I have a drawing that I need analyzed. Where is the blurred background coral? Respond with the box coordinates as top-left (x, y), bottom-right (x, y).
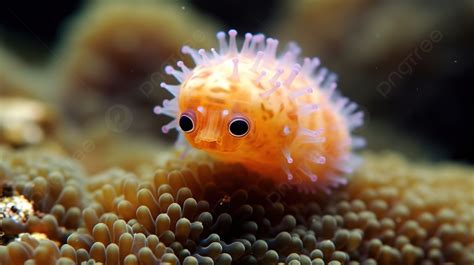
top-left (1, 0), bottom-right (473, 170)
top-left (1, 0), bottom-right (473, 173)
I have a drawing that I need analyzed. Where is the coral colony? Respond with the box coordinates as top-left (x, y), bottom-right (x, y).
top-left (0, 148), bottom-right (473, 264)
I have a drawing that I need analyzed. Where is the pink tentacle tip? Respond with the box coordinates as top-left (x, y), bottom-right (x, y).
top-left (181, 46), bottom-right (190, 53)
top-left (161, 125), bottom-right (170, 134)
top-left (162, 99), bottom-right (171, 107)
top-left (216, 31), bottom-right (226, 39)
top-left (153, 106), bottom-right (161, 115)
top-left (287, 173), bottom-right (293, 181)
top-left (165, 66), bottom-right (173, 74)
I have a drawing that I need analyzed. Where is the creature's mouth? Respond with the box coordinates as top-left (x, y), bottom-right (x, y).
top-left (195, 142), bottom-right (239, 154)
top-left (197, 141), bottom-right (219, 150)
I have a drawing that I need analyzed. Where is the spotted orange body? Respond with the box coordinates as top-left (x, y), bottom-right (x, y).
top-left (154, 30), bottom-right (364, 193)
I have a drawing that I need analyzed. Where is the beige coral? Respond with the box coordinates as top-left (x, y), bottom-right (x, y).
top-left (0, 148), bottom-right (472, 265)
top-left (0, 97), bottom-right (57, 147)
top-left (51, 0), bottom-right (219, 135)
top-left (0, 147), bottom-right (87, 245)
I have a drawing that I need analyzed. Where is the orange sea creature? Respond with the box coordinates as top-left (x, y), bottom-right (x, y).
top-left (154, 30), bottom-right (364, 192)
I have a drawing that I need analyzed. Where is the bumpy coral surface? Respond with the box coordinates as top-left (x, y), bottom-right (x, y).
top-left (0, 147), bottom-right (87, 247)
top-left (0, 147), bottom-right (472, 265)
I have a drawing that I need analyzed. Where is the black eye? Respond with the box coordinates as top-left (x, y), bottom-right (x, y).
top-left (229, 118), bottom-right (250, 137)
top-left (179, 113), bottom-right (195, 133)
